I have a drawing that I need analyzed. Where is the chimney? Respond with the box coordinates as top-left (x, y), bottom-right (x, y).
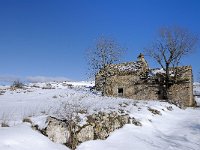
top-left (137, 53), bottom-right (149, 70)
top-left (137, 53), bottom-right (145, 61)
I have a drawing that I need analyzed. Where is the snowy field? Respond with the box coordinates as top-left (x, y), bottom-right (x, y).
top-left (0, 81), bottom-right (200, 150)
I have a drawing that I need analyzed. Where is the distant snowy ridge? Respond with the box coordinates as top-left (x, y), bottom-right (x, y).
top-left (26, 76), bottom-right (71, 83)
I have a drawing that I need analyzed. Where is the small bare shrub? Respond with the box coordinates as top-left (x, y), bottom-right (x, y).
top-left (11, 80), bottom-right (24, 89)
top-left (22, 117), bottom-right (32, 124)
top-left (0, 113), bottom-right (10, 127)
top-left (1, 122), bottom-right (9, 127)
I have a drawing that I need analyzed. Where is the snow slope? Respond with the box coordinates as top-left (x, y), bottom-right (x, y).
top-left (0, 124), bottom-right (69, 150)
top-left (0, 81), bottom-right (200, 150)
top-left (77, 107), bottom-right (200, 150)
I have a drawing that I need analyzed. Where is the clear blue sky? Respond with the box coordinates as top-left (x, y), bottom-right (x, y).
top-left (0, 0), bottom-right (200, 82)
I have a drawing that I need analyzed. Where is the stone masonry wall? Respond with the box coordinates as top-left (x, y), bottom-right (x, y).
top-left (168, 66), bottom-right (194, 107)
top-left (95, 65), bottom-right (194, 107)
top-left (35, 112), bottom-right (141, 149)
top-left (104, 74), bottom-right (160, 100)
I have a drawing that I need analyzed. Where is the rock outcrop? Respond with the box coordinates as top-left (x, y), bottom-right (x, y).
top-left (33, 112), bottom-right (141, 149)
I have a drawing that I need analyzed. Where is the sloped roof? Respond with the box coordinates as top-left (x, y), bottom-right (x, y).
top-left (109, 61), bottom-right (144, 72)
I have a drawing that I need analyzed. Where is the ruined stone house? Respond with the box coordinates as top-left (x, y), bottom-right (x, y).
top-left (95, 53), bottom-right (195, 107)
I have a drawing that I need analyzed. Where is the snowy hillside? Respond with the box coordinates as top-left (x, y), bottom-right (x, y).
top-left (0, 81), bottom-right (200, 150)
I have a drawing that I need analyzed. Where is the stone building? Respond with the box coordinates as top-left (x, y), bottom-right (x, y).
top-left (95, 53), bottom-right (195, 107)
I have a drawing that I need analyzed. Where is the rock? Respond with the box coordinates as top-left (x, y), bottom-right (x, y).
top-left (111, 118), bottom-right (121, 130)
top-left (120, 114), bottom-right (130, 125)
top-left (45, 117), bottom-right (70, 144)
top-left (77, 125), bottom-right (94, 143)
top-left (36, 112), bottom-right (142, 149)
top-left (94, 123), bottom-right (109, 139)
top-left (148, 108), bottom-right (162, 115)
top-left (166, 106), bottom-right (173, 111)
top-left (130, 117), bottom-right (142, 126)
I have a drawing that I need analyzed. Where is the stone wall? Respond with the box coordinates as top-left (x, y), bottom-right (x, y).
top-left (95, 65), bottom-right (194, 107)
top-left (95, 58), bottom-right (149, 92)
top-left (104, 74), bottom-right (161, 100)
top-left (168, 66), bottom-right (194, 107)
top-left (34, 112), bottom-right (141, 149)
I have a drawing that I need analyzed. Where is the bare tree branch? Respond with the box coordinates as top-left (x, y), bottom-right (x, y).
top-left (86, 36), bottom-right (125, 78)
top-left (145, 26), bottom-right (198, 99)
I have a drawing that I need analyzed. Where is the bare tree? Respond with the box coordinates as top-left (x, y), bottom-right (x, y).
top-left (86, 36), bottom-right (125, 95)
top-left (145, 26), bottom-right (198, 99)
top-left (87, 36), bottom-right (124, 77)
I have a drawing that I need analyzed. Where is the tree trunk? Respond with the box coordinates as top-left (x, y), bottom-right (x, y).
top-left (102, 66), bottom-right (107, 96)
top-left (164, 63), bottom-right (170, 100)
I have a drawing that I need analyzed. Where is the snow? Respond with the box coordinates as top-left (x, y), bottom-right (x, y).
top-left (0, 123), bottom-right (69, 150)
top-left (77, 108), bottom-right (200, 150)
top-left (0, 81), bottom-right (95, 125)
top-left (151, 68), bottom-right (166, 75)
top-left (0, 81), bottom-right (200, 150)
top-left (31, 115), bottom-right (48, 130)
top-left (106, 61), bottom-right (143, 72)
top-left (150, 68), bottom-right (175, 77)
top-left (113, 62), bottom-right (142, 72)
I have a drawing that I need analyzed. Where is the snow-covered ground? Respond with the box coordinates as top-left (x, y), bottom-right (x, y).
top-left (0, 124), bottom-right (70, 150)
top-left (0, 81), bottom-right (200, 150)
top-left (78, 107), bottom-right (200, 150)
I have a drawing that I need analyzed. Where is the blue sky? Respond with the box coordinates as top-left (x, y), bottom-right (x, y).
top-left (0, 0), bottom-right (200, 82)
